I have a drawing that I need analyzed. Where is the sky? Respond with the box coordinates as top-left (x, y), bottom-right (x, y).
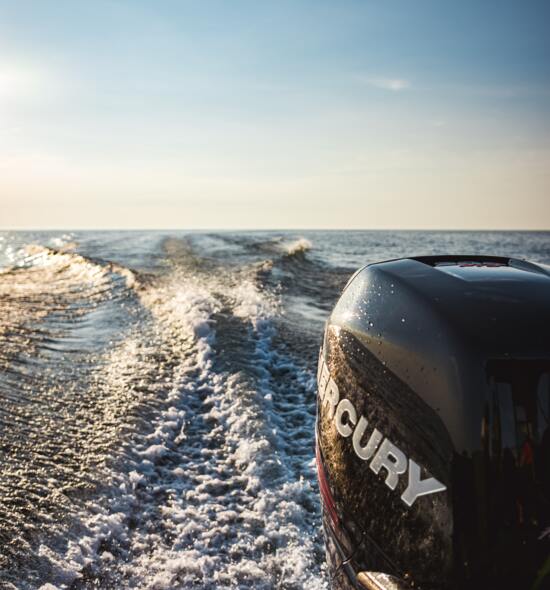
top-left (1, 0), bottom-right (549, 229)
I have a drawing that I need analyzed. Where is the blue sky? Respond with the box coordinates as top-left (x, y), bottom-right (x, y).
top-left (1, 1), bottom-right (549, 228)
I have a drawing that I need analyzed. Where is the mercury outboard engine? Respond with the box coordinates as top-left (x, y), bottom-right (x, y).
top-left (316, 255), bottom-right (550, 590)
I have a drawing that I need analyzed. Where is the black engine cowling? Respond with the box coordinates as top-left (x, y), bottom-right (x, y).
top-left (317, 256), bottom-right (550, 589)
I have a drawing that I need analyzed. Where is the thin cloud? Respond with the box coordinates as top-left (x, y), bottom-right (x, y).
top-left (367, 77), bottom-right (411, 91)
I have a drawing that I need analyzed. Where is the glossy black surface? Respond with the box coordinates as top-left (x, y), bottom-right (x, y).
top-left (318, 256), bottom-right (550, 589)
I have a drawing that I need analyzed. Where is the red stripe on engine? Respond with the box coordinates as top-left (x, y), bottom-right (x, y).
top-left (316, 440), bottom-right (339, 528)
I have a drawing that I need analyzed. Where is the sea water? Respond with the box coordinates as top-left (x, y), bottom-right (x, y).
top-left (0, 230), bottom-right (549, 589)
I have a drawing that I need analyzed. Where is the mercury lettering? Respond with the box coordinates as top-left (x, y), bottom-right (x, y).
top-left (317, 351), bottom-right (446, 507)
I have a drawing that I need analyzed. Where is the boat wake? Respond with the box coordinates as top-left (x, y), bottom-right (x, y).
top-left (0, 238), bottom-right (328, 589)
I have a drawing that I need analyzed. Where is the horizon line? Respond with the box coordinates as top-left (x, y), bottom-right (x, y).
top-left (1, 227), bottom-right (550, 233)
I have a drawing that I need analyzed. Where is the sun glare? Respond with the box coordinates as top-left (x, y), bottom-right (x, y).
top-left (0, 62), bottom-right (43, 101)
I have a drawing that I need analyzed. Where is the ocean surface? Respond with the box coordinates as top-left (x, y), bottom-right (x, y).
top-left (1, 230), bottom-right (549, 590)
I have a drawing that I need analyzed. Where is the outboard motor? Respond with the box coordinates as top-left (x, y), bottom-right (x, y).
top-left (316, 255), bottom-right (550, 590)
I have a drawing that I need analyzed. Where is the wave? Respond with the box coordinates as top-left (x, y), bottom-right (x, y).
top-left (38, 266), bottom-right (325, 589)
top-left (46, 267), bottom-right (325, 588)
top-left (0, 244), bottom-right (143, 588)
top-left (0, 239), bottom-right (326, 589)
top-left (281, 238), bottom-right (312, 257)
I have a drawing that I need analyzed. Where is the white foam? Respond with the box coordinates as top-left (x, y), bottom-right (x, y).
top-left (282, 238), bottom-right (312, 256)
top-left (38, 265), bottom-right (326, 589)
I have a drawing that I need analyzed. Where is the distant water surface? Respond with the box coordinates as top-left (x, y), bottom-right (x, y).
top-left (0, 230), bottom-right (549, 589)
